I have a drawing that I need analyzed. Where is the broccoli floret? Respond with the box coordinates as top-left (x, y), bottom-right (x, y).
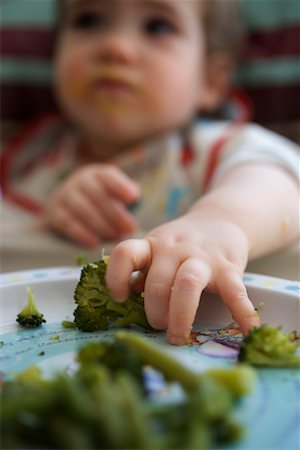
top-left (73, 259), bottom-right (151, 332)
top-left (16, 287), bottom-right (46, 328)
top-left (238, 324), bottom-right (300, 367)
top-left (76, 340), bottom-right (145, 390)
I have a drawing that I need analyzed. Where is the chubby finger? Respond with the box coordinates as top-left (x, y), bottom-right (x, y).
top-left (216, 269), bottom-right (260, 335)
top-left (167, 258), bottom-right (211, 345)
top-left (106, 239), bottom-right (151, 301)
top-left (143, 256), bottom-right (178, 330)
top-left (62, 191), bottom-right (122, 239)
top-left (50, 207), bottom-right (100, 247)
top-left (79, 176), bottom-right (138, 235)
top-left (99, 197), bottom-right (138, 235)
top-left (71, 190), bottom-right (137, 237)
top-left (93, 165), bottom-right (140, 205)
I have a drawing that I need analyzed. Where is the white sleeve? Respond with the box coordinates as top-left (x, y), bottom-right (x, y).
top-left (210, 124), bottom-right (300, 186)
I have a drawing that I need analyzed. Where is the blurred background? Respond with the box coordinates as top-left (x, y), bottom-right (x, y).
top-left (0, 0), bottom-right (299, 278)
top-left (1, 0), bottom-right (299, 144)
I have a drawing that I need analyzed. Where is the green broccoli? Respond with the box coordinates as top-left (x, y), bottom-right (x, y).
top-left (76, 340), bottom-right (145, 389)
top-left (238, 324), bottom-right (300, 367)
top-left (115, 331), bottom-right (256, 395)
top-left (61, 320), bottom-right (77, 329)
top-left (1, 332), bottom-right (255, 449)
top-left (73, 258), bottom-right (151, 332)
top-left (75, 253), bottom-right (88, 266)
top-left (16, 287), bottom-right (46, 328)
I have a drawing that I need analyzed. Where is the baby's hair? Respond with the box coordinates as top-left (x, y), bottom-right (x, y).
top-left (202, 0), bottom-right (244, 60)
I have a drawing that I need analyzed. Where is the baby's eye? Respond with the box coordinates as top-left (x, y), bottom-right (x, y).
top-left (72, 12), bottom-right (104, 31)
top-left (144, 17), bottom-right (176, 36)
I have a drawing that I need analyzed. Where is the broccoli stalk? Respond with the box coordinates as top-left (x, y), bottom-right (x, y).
top-left (73, 259), bottom-right (151, 332)
top-left (238, 324), bottom-right (300, 367)
top-left (16, 287), bottom-right (46, 328)
top-left (115, 331), bottom-right (256, 395)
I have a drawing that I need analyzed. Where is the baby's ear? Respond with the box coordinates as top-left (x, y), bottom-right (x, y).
top-left (200, 52), bottom-right (235, 112)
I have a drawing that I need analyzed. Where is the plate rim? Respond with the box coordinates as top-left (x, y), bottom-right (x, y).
top-left (0, 266), bottom-right (299, 298)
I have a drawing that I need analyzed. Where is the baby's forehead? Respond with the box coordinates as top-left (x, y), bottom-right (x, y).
top-left (63, 0), bottom-right (202, 12)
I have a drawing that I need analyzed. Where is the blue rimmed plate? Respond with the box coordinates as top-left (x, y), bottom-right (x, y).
top-left (0, 267), bottom-right (299, 449)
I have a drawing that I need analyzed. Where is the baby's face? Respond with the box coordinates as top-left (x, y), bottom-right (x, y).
top-left (55, 0), bottom-right (208, 148)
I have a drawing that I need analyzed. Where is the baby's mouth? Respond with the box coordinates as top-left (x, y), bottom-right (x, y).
top-left (91, 77), bottom-right (137, 95)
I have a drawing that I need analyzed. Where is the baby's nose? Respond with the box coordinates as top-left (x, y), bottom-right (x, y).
top-left (95, 31), bottom-right (139, 65)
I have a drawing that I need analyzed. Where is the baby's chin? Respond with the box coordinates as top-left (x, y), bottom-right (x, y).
top-left (63, 99), bottom-right (191, 150)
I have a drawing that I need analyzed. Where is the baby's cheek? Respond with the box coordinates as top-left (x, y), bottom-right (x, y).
top-left (67, 56), bottom-right (86, 80)
top-left (61, 59), bottom-right (88, 100)
top-left (146, 73), bottom-right (199, 125)
top-left (57, 51), bottom-right (86, 91)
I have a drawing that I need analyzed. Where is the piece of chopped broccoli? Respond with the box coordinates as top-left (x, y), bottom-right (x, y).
top-left (1, 332), bottom-right (255, 449)
top-left (61, 320), bottom-right (77, 329)
top-left (115, 331), bottom-right (256, 395)
top-left (73, 259), bottom-right (151, 332)
top-left (238, 324), bottom-right (300, 367)
top-left (75, 253), bottom-right (88, 266)
top-left (16, 287), bottom-right (46, 328)
top-left (76, 340), bottom-right (145, 390)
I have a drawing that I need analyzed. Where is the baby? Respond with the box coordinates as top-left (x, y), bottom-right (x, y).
top-left (2, 0), bottom-right (299, 344)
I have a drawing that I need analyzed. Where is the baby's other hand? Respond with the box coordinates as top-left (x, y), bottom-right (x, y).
top-left (43, 164), bottom-right (140, 247)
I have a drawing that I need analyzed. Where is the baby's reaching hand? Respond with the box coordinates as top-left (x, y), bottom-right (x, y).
top-left (43, 164), bottom-right (140, 247)
top-left (106, 210), bottom-right (260, 345)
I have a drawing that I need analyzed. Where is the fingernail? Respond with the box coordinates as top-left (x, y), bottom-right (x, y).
top-left (245, 316), bottom-right (260, 334)
top-left (167, 332), bottom-right (189, 346)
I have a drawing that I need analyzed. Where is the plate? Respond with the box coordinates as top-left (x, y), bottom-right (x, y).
top-left (1, 267), bottom-right (300, 449)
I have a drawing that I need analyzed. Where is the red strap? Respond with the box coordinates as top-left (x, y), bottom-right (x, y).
top-left (180, 143), bottom-right (195, 166)
top-left (0, 112), bottom-right (62, 214)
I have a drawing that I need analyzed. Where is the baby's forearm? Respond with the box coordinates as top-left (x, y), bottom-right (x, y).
top-left (190, 163), bottom-right (299, 260)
